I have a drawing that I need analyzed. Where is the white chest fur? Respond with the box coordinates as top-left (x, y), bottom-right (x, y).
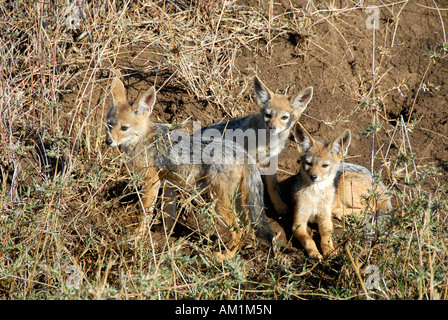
top-left (296, 179), bottom-right (335, 223)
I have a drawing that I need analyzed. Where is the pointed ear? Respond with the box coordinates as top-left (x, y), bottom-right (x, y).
top-left (290, 86), bottom-right (313, 112)
top-left (330, 129), bottom-right (351, 156)
top-left (293, 123), bottom-right (314, 153)
top-left (137, 86), bottom-right (156, 116)
top-left (111, 77), bottom-right (127, 105)
top-left (253, 76), bottom-right (272, 107)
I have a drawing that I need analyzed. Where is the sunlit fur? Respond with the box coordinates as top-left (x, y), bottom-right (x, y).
top-left (200, 76), bottom-right (313, 215)
top-left (105, 77), bottom-right (274, 261)
top-left (333, 162), bottom-right (393, 219)
top-left (291, 124), bottom-right (392, 260)
top-left (291, 124), bottom-right (350, 260)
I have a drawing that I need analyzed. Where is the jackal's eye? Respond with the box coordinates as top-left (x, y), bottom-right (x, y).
top-left (106, 123), bottom-right (113, 130)
top-left (304, 160), bottom-right (312, 166)
top-left (322, 164), bottom-right (329, 168)
top-left (281, 115), bottom-right (289, 120)
top-left (121, 125), bottom-right (129, 131)
top-left (264, 113), bottom-right (272, 119)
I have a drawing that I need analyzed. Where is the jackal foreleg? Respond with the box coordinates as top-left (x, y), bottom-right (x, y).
top-left (265, 173), bottom-right (288, 215)
top-left (137, 166), bottom-right (161, 238)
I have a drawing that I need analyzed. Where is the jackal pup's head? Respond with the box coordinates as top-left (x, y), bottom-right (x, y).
top-left (253, 76), bottom-right (313, 135)
top-left (293, 124), bottom-right (351, 185)
top-left (105, 77), bottom-right (156, 151)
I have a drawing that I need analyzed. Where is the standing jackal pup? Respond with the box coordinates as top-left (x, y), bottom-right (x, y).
top-left (105, 77), bottom-right (274, 260)
top-left (292, 124), bottom-right (392, 260)
top-left (201, 76), bottom-right (313, 215)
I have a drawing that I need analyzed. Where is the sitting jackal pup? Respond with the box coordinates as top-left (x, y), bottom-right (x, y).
top-left (105, 77), bottom-right (274, 260)
top-left (292, 124), bottom-right (392, 260)
top-left (201, 76), bottom-right (313, 215)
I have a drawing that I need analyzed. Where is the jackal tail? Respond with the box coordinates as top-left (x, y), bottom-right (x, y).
top-left (241, 164), bottom-right (275, 244)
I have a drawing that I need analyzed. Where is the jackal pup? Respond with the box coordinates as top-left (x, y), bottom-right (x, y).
top-left (200, 76), bottom-right (313, 215)
top-left (332, 163), bottom-right (393, 220)
top-left (105, 77), bottom-right (274, 260)
top-left (291, 124), bottom-right (392, 260)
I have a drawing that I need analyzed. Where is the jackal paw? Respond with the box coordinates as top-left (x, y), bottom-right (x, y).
top-left (322, 247), bottom-right (336, 259)
top-left (214, 250), bottom-right (236, 262)
top-left (136, 222), bottom-right (150, 239)
top-left (332, 211), bottom-right (344, 220)
top-left (308, 250), bottom-right (323, 261)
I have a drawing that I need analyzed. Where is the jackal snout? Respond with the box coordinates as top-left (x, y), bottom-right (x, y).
top-left (105, 129), bottom-right (114, 146)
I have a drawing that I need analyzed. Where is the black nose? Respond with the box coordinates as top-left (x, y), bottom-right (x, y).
top-left (310, 174), bottom-right (317, 181)
top-left (106, 138), bottom-right (112, 146)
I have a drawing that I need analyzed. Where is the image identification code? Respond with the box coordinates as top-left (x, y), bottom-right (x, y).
top-left (175, 304), bottom-right (272, 317)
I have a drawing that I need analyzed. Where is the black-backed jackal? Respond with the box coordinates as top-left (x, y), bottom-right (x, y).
top-left (105, 76), bottom-right (274, 260)
top-left (291, 124), bottom-right (392, 260)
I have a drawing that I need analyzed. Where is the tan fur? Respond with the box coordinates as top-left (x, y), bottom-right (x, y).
top-left (292, 124), bottom-right (351, 260)
top-left (105, 77), bottom-right (273, 261)
top-left (201, 76), bottom-right (314, 216)
top-left (333, 168), bottom-right (392, 219)
top-left (292, 124), bottom-right (392, 260)
top-left (254, 77), bottom-right (314, 215)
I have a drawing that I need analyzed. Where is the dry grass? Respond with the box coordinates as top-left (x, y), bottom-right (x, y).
top-left (1, 0), bottom-right (447, 300)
